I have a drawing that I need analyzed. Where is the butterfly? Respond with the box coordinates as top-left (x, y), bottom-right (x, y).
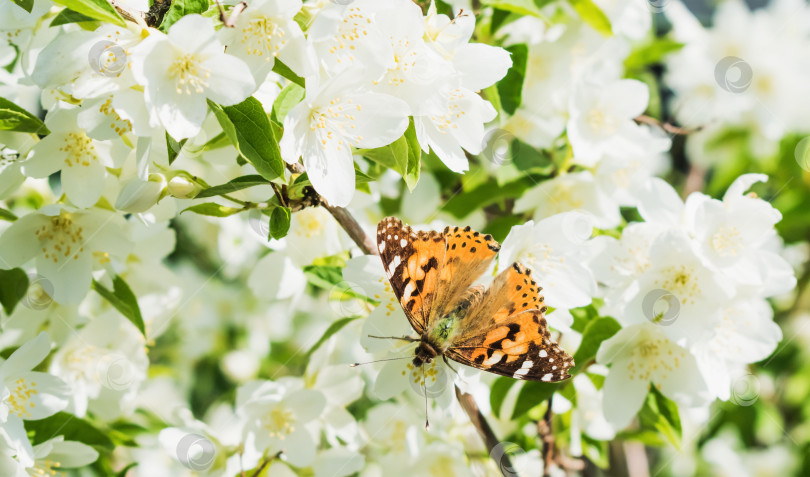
top-left (376, 217), bottom-right (574, 382)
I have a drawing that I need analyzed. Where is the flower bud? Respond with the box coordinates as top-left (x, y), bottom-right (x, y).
top-left (167, 175), bottom-right (202, 199)
top-left (115, 174), bottom-right (166, 213)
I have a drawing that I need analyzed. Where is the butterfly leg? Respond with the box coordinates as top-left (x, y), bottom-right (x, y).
top-left (442, 355), bottom-right (461, 377)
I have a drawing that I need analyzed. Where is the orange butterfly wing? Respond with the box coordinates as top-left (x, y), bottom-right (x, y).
top-left (376, 217), bottom-right (445, 334)
top-left (447, 263), bottom-right (574, 382)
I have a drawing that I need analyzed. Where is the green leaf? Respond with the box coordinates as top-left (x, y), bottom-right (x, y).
top-left (272, 59), bottom-right (305, 88)
top-left (490, 377), bottom-right (517, 418)
top-left (181, 202), bottom-right (242, 217)
top-left (27, 412), bottom-right (115, 451)
top-left (92, 276), bottom-right (145, 335)
top-left (303, 265), bottom-right (344, 290)
top-left (159, 0), bottom-right (208, 32)
top-left (571, 316), bottom-right (621, 373)
top-left (581, 434), bottom-right (609, 469)
top-left (50, 8), bottom-right (97, 25)
top-left (482, 0), bottom-right (544, 17)
top-left (166, 132), bottom-right (186, 165)
top-left (625, 37), bottom-right (685, 71)
top-left (51, 0), bottom-right (126, 27)
top-left (496, 44), bottom-right (528, 115)
top-left (569, 0), bottom-right (612, 36)
top-left (359, 121), bottom-right (420, 189)
top-left (434, 0), bottom-right (454, 16)
top-left (402, 119), bottom-right (421, 190)
top-left (195, 175), bottom-right (271, 198)
top-left (304, 316), bottom-right (361, 360)
top-left (271, 82), bottom-right (305, 123)
top-left (0, 268), bottom-right (28, 315)
top-left (0, 207), bottom-right (17, 222)
top-left (511, 381), bottom-right (560, 419)
top-left (10, 0), bottom-right (34, 13)
top-left (269, 206), bottom-right (291, 240)
top-left (0, 97), bottom-right (49, 134)
top-left (209, 97), bottom-right (285, 181)
top-left (115, 463), bottom-right (138, 477)
top-left (638, 385), bottom-right (682, 448)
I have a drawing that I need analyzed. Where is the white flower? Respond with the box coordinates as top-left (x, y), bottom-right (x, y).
top-left (0, 333), bottom-right (70, 468)
top-left (49, 312), bottom-right (149, 420)
top-left (28, 436), bottom-right (99, 474)
top-left (280, 71), bottom-right (409, 206)
top-left (0, 206), bottom-right (131, 304)
top-left (365, 0), bottom-right (454, 114)
top-left (607, 230), bottom-right (734, 345)
top-left (342, 255), bottom-right (412, 354)
top-left (498, 212), bottom-right (597, 311)
top-left (131, 15), bottom-right (255, 139)
top-left (689, 174), bottom-right (795, 295)
top-left (238, 378), bottom-right (326, 467)
top-left (220, 0), bottom-right (312, 83)
top-left (596, 323), bottom-right (711, 430)
top-left (514, 171), bottom-right (622, 229)
top-left (32, 24), bottom-right (142, 99)
top-left (247, 250), bottom-right (307, 301)
top-left (567, 79), bottom-right (650, 166)
top-left (308, 0), bottom-right (392, 78)
top-left (21, 108), bottom-right (126, 208)
top-left (413, 87), bottom-right (497, 172)
top-left (115, 174), bottom-right (167, 213)
top-left (691, 298), bottom-right (782, 401)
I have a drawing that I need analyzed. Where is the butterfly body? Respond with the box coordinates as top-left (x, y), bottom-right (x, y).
top-left (376, 217), bottom-right (575, 383)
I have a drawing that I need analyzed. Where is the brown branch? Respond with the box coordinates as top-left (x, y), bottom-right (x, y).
top-left (539, 397), bottom-right (554, 476)
top-left (455, 386), bottom-right (516, 477)
top-left (295, 161), bottom-right (514, 476)
top-left (634, 115), bottom-right (703, 136)
top-left (683, 164), bottom-right (707, 198)
top-left (323, 203), bottom-right (377, 255)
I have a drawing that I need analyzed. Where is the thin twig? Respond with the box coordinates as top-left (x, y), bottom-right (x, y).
top-left (634, 115), bottom-right (703, 136)
top-left (250, 451), bottom-right (281, 477)
top-left (683, 164), bottom-right (707, 198)
top-left (455, 386), bottom-right (516, 477)
top-left (539, 396), bottom-right (554, 477)
top-left (323, 203), bottom-right (377, 255)
top-left (298, 165), bottom-right (515, 476)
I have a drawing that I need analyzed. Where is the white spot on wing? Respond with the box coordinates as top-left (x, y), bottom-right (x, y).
top-left (542, 373), bottom-right (552, 382)
top-left (379, 241), bottom-right (385, 252)
top-left (539, 350), bottom-right (548, 358)
top-left (400, 238), bottom-right (407, 247)
top-left (513, 360), bottom-right (533, 377)
top-left (387, 255), bottom-right (401, 275)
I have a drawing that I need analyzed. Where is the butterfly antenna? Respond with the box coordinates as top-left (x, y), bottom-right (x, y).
top-left (349, 356), bottom-right (412, 367)
top-left (366, 335), bottom-right (419, 342)
top-left (423, 364), bottom-right (430, 430)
